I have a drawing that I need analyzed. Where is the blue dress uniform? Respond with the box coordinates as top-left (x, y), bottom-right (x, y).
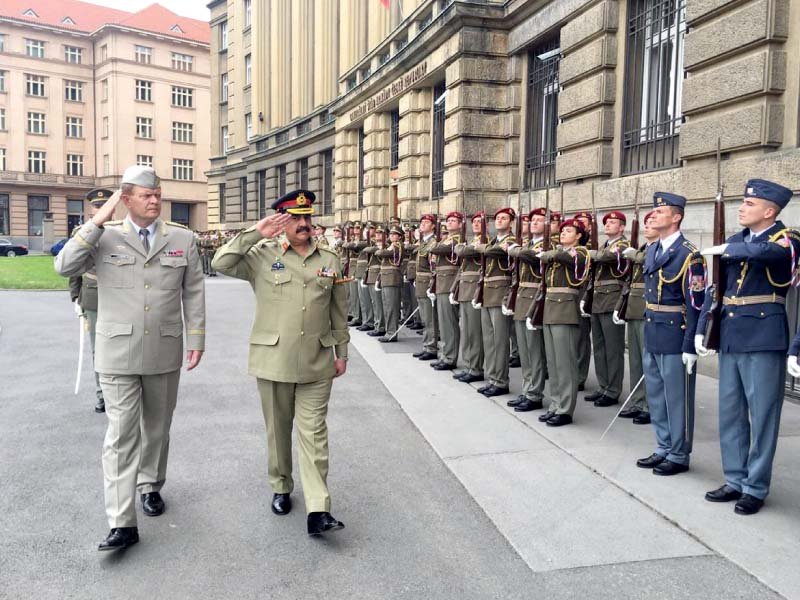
top-left (641, 193), bottom-right (706, 473)
top-left (698, 179), bottom-right (799, 506)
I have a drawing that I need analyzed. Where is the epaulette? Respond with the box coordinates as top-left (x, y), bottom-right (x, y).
top-left (105, 220), bottom-right (124, 226)
top-left (255, 238), bottom-right (277, 249)
top-left (318, 246), bottom-right (338, 257)
top-left (166, 221), bottom-right (189, 230)
top-left (682, 240), bottom-right (698, 252)
top-left (769, 228), bottom-right (800, 243)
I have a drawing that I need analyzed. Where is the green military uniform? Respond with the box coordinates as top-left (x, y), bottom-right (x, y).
top-left (430, 230), bottom-right (462, 367)
top-left (541, 244), bottom-right (591, 418)
top-left (617, 243), bottom-right (650, 415)
top-left (350, 234), bottom-right (374, 329)
top-left (475, 229), bottom-right (517, 391)
top-left (454, 234), bottom-right (484, 379)
top-left (56, 209), bottom-right (206, 529)
top-left (415, 232), bottom-right (439, 355)
top-left (364, 232), bottom-right (385, 335)
top-left (343, 226), bottom-right (362, 324)
top-left (376, 232), bottom-right (404, 339)
top-left (589, 234), bottom-right (630, 402)
top-left (404, 236), bottom-right (422, 327)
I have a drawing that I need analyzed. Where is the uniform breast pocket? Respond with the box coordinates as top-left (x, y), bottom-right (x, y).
top-left (312, 276), bottom-right (334, 303)
top-left (264, 270), bottom-right (292, 301)
top-left (101, 255), bottom-right (136, 288)
top-left (159, 256), bottom-right (187, 289)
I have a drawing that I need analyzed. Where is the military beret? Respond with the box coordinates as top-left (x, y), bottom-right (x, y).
top-left (122, 165), bottom-right (160, 188)
top-left (602, 210), bottom-right (626, 225)
top-left (86, 187), bottom-right (114, 206)
top-left (446, 211), bottom-right (464, 221)
top-left (272, 189), bottom-right (315, 215)
top-left (560, 218), bottom-right (586, 234)
top-left (494, 207), bottom-right (516, 219)
top-left (643, 210), bottom-right (656, 223)
top-left (522, 214), bottom-right (531, 222)
top-left (653, 192), bottom-right (686, 209)
top-left (420, 214), bottom-right (437, 225)
top-left (550, 211), bottom-right (562, 221)
top-left (574, 211), bottom-right (592, 220)
top-left (529, 208), bottom-right (546, 219)
top-left (470, 211), bottom-right (485, 222)
top-left (744, 178), bottom-right (793, 209)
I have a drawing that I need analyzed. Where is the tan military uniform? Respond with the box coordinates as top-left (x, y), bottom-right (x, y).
top-left (430, 233), bottom-right (462, 366)
top-left (342, 239), bottom-right (361, 323)
top-left (353, 240), bottom-right (374, 328)
top-left (55, 218), bottom-right (205, 528)
top-left (454, 238), bottom-right (484, 377)
top-left (364, 243), bottom-right (384, 333)
top-left (404, 241), bottom-right (420, 325)
top-left (616, 243), bottom-right (650, 413)
top-left (415, 235), bottom-right (438, 354)
top-left (376, 241), bottom-right (403, 337)
top-left (212, 228), bottom-right (349, 513)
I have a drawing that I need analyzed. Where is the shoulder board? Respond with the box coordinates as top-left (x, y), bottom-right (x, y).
top-left (105, 220), bottom-right (124, 226)
top-left (319, 246), bottom-right (338, 257)
top-left (166, 221), bottom-right (189, 230)
top-left (256, 238), bottom-right (277, 249)
top-left (682, 240), bottom-right (698, 251)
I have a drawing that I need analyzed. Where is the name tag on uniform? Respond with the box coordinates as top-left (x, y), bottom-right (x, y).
top-left (271, 260), bottom-right (285, 271)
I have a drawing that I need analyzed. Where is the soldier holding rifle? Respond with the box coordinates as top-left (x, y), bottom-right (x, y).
top-left (453, 212), bottom-right (486, 383)
top-left (429, 212), bottom-right (464, 370)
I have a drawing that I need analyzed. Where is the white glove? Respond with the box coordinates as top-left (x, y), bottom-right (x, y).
top-left (622, 247), bottom-right (638, 260)
top-left (74, 302), bottom-right (83, 316)
top-left (359, 280), bottom-right (366, 289)
top-left (682, 353), bottom-right (697, 375)
top-left (580, 300), bottom-right (590, 318)
top-left (525, 317), bottom-right (537, 331)
top-left (501, 304), bottom-right (514, 316)
top-left (427, 291), bottom-right (436, 304)
top-left (612, 310), bottom-right (625, 326)
top-left (472, 300), bottom-right (482, 310)
top-left (701, 244), bottom-right (728, 256)
top-left (448, 292), bottom-right (458, 306)
top-left (374, 282), bottom-right (380, 291)
top-left (694, 334), bottom-right (715, 357)
top-left (788, 355), bottom-right (800, 378)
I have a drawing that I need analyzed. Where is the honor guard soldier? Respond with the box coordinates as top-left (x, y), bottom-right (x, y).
top-left (698, 179), bottom-right (800, 514)
top-left (68, 187), bottom-right (114, 413)
top-left (56, 166), bottom-right (206, 550)
top-left (364, 225), bottom-right (386, 337)
top-left (375, 226), bottom-right (404, 342)
top-left (413, 215), bottom-right (439, 360)
top-left (474, 208), bottom-right (517, 397)
top-left (344, 222), bottom-right (363, 326)
top-left (429, 211), bottom-right (464, 370)
top-left (574, 211), bottom-right (594, 391)
top-left (636, 192), bottom-right (705, 476)
top-left (332, 225), bottom-right (344, 250)
top-left (453, 213), bottom-right (486, 383)
top-left (506, 208), bottom-right (547, 411)
top-left (616, 211), bottom-right (659, 425)
top-left (354, 223), bottom-right (376, 332)
top-left (403, 225), bottom-right (424, 330)
top-left (313, 224), bottom-right (329, 248)
top-left (536, 219), bottom-right (591, 425)
top-left (583, 211), bottom-right (630, 407)
top-left (212, 189), bottom-right (349, 536)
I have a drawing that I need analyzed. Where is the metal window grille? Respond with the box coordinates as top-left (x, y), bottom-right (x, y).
top-left (390, 109), bottom-right (400, 169)
top-left (525, 38), bottom-right (560, 190)
top-left (240, 176), bottom-right (248, 220)
top-left (621, 0), bottom-right (686, 175)
top-left (357, 128), bottom-right (365, 209)
top-left (257, 170), bottom-right (267, 218)
top-left (322, 150), bottom-right (334, 215)
top-left (431, 81), bottom-right (446, 200)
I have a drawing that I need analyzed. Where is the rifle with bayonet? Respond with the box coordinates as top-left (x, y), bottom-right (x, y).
top-left (527, 186), bottom-right (550, 328)
top-left (702, 138), bottom-right (725, 351)
top-left (580, 183), bottom-right (599, 316)
top-left (616, 179), bottom-right (640, 321)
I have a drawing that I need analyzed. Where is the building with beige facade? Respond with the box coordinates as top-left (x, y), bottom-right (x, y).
top-left (0, 0), bottom-right (211, 250)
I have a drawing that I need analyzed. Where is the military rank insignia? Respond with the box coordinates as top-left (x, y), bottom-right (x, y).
top-left (317, 267), bottom-right (336, 278)
top-left (271, 260), bottom-right (285, 271)
top-left (165, 249), bottom-right (185, 257)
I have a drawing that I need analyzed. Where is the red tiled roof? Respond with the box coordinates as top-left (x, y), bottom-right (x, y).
top-left (0, 0), bottom-right (209, 44)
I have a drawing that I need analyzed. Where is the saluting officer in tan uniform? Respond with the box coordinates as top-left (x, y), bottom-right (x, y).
top-left (69, 188), bottom-right (114, 413)
top-left (56, 166), bottom-right (205, 551)
top-left (430, 211), bottom-right (463, 370)
top-left (212, 189), bottom-right (349, 536)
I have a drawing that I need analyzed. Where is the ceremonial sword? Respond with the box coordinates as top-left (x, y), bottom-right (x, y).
top-left (599, 374), bottom-right (645, 440)
top-left (74, 304), bottom-right (86, 395)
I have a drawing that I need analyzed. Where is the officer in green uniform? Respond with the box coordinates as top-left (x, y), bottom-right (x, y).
top-left (453, 212), bottom-right (485, 383)
top-left (68, 188), bottom-right (114, 413)
top-left (353, 224), bottom-right (375, 331)
top-left (574, 211), bottom-right (593, 391)
top-left (430, 211), bottom-right (463, 370)
top-left (376, 226), bottom-right (404, 341)
top-left (345, 222), bottom-right (363, 326)
top-left (365, 226), bottom-right (386, 337)
top-left (212, 189), bottom-right (348, 536)
top-left (313, 224), bottom-right (329, 248)
top-left (413, 215), bottom-right (439, 360)
top-left (403, 225), bottom-right (423, 329)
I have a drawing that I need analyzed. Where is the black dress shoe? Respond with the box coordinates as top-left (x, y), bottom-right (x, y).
top-left (307, 512), bottom-right (345, 536)
top-left (633, 412), bottom-right (651, 425)
top-left (515, 399), bottom-right (543, 412)
top-left (459, 373), bottom-right (484, 384)
top-left (578, 383), bottom-right (585, 391)
top-left (408, 322), bottom-right (424, 330)
top-left (509, 357), bottom-right (521, 368)
top-left (482, 386), bottom-right (510, 397)
top-left (348, 320), bottom-right (362, 327)
top-left (507, 395), bottom-right (526, 407)
top-left (594, 395), bottom-right (619, 407)
top-left (367, 330), bottom-right (386, 337)
top-left (95, 398), bottom-right (106, 413)
top-left (356, 324), bottom-right (373, 331)
top-left (546, 414), bottom-right (573, 427)
top-left (271, 493), bottom-right (292, 515)
top-left (734, 494), bottom-right (764, 515)
top-left (453, 371), bottom-right (467, 379)
top-left (141, 492), bottom-right (165, 516)
top-left (433, 362), bottom-right (456, 371)
top-left (636, 453), bottom-right (665, 469)
top-left (538, 410), bottom-right (555, 422)
top-left (416, 330), bottom-right (424, 335)
top-left (412, 351), bottom-right (426, 358)
top-left (417, 352), bottom-right (437, 361)
top-left (653, 460), bottom-right (689, 476)
top-left (477, 384), bottom-right (492, 393)
top-left (379, 336), bottom-right (397, 343)
top-left (584, 390), bottom-right (603, 402)
top-left (705, 484), bottom-right (742, 503)
top-left (619, 407), bottom-right (641, 419)
top-left (98, 527), bottom-right (139, 551)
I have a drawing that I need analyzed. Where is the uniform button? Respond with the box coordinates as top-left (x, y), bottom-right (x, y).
top-left (740, 262), bottom-right (745, 266)
top-left (144, 263), bottom-right (149, 268)
top-left (302, 306), bottom-right (306, 311)
top-left (760, 312), bottom-right (765, 316)
top-left (144, 329), bottom-right (150, 335)
top-left (144, 306), bottom-right (150, 311)
top-left (300, 331), bottom-right (304, 335)
top-left (145, 284), bottom-right (150, 289)
top-left (729, 312), bottom-right (734, 317)
top-left (303, 284), bottom-right (307, 288)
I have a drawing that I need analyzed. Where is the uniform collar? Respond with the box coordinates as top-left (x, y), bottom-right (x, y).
top-left (659, 230), bottom-right (682, 252)
top-left (126, 217), bottom-right (157, 238)
top-left (280, 240), bottom-right (319, 257)
top-left (746, 222), bottom-right (779, 240)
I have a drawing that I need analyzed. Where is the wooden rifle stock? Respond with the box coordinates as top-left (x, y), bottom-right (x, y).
top-left (451, 214), bottom-right (468, 299)
top-left (473, 210), bottom-right (488, 305)
top-left (527, 187), bottom-right (551, 327)
top-left (505, 208), bottom-right (523, 313)
top-left (703, 139), bottom-right (725, 351)
top-left (581, 183), bottom-right (599, 314)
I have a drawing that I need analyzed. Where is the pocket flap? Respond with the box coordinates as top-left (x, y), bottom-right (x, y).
top-left (250, 331), bottom-right (280, 346)
top-left (267, 271), bottom-right (292, 285)
top-left (96, 321), bottom-right (133, 338)
top-left (159, 322), bottom-right (183, 337)
top-left (160, 256), bottom-right (188, 268)
top-left (319, 333), bottom-right (336, 347)
top-left (103, 255), bottom-right (136, 266)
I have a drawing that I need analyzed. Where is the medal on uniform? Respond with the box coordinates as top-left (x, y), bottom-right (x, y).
top-left (271, 260), bottom-right (285, 271)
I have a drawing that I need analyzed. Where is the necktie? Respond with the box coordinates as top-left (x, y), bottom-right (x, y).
top-left (654, 241), bottom-right (663, 261)
top-left (746, 233), bottom-right (754, 243)
top-left (140, 229), bottom-right (150, 253)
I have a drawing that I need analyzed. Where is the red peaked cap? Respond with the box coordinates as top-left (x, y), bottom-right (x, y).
top-left (493, 207), bottom-right (516, 219)
top-left (602, 210), bottom-right (626, 225)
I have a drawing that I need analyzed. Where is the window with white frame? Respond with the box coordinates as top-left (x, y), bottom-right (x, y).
top-left (220, 20), bottom-right (228, 49)
top-left (0, 70), bottom-right (5, 92)
top-left (245, 113), bottom-right (253, 140)
top-left (66, 153), bottom-right (84, 176)
top-left (103, 154), bottom-right (110, 175)
top-left (102, 116), bottom-right (109, 137)
top-left (27, 112), bottom-right (46, 134)
top-left (100, 44), bottom-right (107, 61)
top-left (26, 74), bottom-right (45, 96)
top-left (64, 45), bottom-right (82, 64)
top-left (0, 108), bottom-right (5, 130)
top-left (65, 116), bottom-right (83, 138)
top-left (171, 86), bottom-right (193, 108)
top-left (171, 52), bottom-right (193, 72)
top-left (220, 73), bottom-right (229, 102)
top-left (221, 126), bottom-right (229, 153)
top-left (172, 121), bottom-right (193, 143)
top-left (28, 150), bottom-right (46, 173)
top-left (244, 0), bottom-right (252, 28)
top-left (0, 34), bottom-right (5, 52)
top-left (136, 117), bottom-right (153, 139)
top-left (172, 159), bottom-right (194, 180)
top-left (135, 45), bottom-right (152, 64)
top-left (64, 80), bottom-right (83, 102)
top-left (26, 39), bottom-right (45, 58)
top-left (245, 53), bottom-right (252, 85)
top-left (135, 79), bottom-right (152, 102)
top-left (137, 154), bottom-right (153, 167)
top-left (0, 148), bottom-right (6, 171)
top-left (101, 78), bottom-right (108, 100)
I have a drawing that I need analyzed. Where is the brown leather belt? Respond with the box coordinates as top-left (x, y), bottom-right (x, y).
top-left (723, 294), bottom-right (785, 306)
top-left (646, 303), bottom-right (685, 313)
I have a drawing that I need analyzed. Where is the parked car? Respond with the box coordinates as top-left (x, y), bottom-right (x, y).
top-left (0, 239), bottom-right (29, 257)
top-left (50, 238), bottom-right (68, 256)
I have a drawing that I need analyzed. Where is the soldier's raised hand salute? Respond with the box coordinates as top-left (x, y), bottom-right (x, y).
top-left (255, 212), bottom-right (293, 238)
top-left (91, 189), bottom-right (123, 226)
